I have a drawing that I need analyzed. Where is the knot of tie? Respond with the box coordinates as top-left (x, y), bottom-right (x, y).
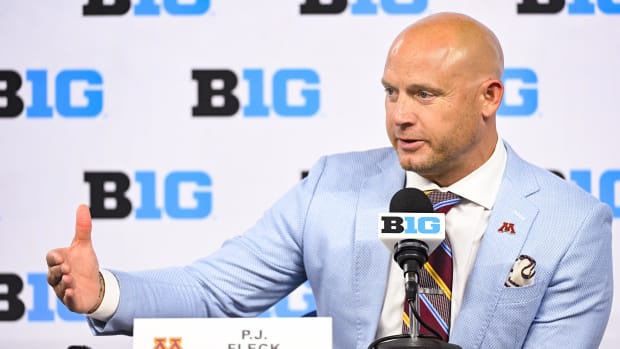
top-left (425, 190), bottom-right (461, 214)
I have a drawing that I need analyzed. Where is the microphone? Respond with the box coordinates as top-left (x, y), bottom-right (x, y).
top-left (369, 188), bottom-right (462, 349)
top-left (378, 188), bottom-right (445, 302)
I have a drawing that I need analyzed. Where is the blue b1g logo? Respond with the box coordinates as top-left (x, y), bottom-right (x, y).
top-left (83, 0), bottom-right (211, 16)
top-left (0, 273), bottom-right (83, 322)
top-left (192, 68), bottom-right (320, 118)
top-left (0, 69), bottom-right (103, 118)
top-left (260, 282), bottom-right (316, 318)
top-left (300, 0), bottom-right (428, 14)
top-left (84, 170), bottom-right (212, 219)
top-left (380, 215), bottom-right (442, 234)
top-left (517, 0), bottom-right (620, 14)
top-left (570, 169), bottom-right (620, 218)
top-left (498, 68), bottom-right (538, 117)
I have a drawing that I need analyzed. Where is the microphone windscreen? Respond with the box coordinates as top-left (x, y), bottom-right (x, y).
top-left (389, 188), bottom-right (434, 213)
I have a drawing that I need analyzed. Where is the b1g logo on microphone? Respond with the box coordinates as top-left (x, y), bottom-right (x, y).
top-left (379, 213), bottom-right (444, 234)
top-left (192, 68), bottom-right (320, 118)
top-left (379, 212), bottom-right (446, 255)
top-left (517, 0), bottom-right (620, 14)
top-left (0, 69), bottom-right (103, 119)
top-left (498, 68), bottom-right (538, 117)
top-left (84, 170), bottom-right (212, 219)
top-left (300, 0), bottom-right (428, 15)
top-left (83, 0), bottom-right (211, 16)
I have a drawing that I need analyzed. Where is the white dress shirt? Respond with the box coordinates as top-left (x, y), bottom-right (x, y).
top-left (375, 138), bottom-right (507, 338)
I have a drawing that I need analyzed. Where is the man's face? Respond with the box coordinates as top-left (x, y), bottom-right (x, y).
top-left (382, 37), bottom-right (489, 186)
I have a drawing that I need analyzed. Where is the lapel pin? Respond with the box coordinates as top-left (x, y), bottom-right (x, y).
top-left (498, 221), bottom-right (516, 234)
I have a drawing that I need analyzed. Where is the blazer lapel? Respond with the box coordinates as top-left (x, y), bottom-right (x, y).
top-left (352, 150), bottom-right (405, 348)
top-left (450, 144), bottom-right (541, 347)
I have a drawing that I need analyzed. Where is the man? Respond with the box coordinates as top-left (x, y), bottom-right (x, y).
top-left (47, 12), bottom-right (613, 348)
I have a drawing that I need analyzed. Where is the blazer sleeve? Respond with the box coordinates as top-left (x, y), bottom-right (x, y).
top-left (88, 156), bottom-right (329, 335)
top-left (522, 201), bottom-right (613, 348)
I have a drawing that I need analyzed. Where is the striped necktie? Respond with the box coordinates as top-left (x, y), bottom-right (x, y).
top-left (402, 190), bottom-right (461, 341)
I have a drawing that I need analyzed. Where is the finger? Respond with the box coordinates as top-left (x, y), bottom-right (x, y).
top-left (52, 274), bottom-right (72, 301)
top-left (61, 274), bottom-right (73, 290)
top-left (47, 265), bottom-right (64, 286)
top-left (63, 287), bottom-right (79, 311)
top-left (46, 249), bottom-right (64, 267)
top-left (61, 276), bottom-right (81, 312)
top-left (73, 204), bottom-right (92, 243)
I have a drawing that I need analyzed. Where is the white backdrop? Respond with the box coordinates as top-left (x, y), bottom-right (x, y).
top-left (1, 1), bottom-right (619, 348)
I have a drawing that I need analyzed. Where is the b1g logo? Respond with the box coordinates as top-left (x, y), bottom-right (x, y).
top-left (84, 171), bottom-right (212, 219)
top-left (569, 169), bottom-right (620, 218)
top-left (300, 0), bottom-right (428, 14)
top-left (517, 0), bottom-right (620, 14)
top-left (259, 282), bottom-right (316, 318)
top-left (83, 0), bottom-right (211, 16)
top-left (192, 69), bottom-right (320, 118)
top-left (0, 273), bottom-right (83, 322)
top-left (0, 69), bottom-right (103, 118)
top-left (498, 68), bottom-right (538, 117)
top-left (380, 215), bottom-right (442, 234)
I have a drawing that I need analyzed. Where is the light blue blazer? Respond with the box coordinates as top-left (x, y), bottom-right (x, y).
top-left (90, 142), bottom-right (613, 349)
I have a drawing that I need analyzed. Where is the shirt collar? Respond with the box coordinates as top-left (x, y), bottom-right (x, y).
top-left (405, 137), bottom-right (507, 210)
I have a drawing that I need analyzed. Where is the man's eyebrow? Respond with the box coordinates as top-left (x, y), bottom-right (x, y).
top-left (405, 83), bottom-right (443, 95)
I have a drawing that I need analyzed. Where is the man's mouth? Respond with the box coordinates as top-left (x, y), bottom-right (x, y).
top-left (397, 138), bottom-right (424, 151)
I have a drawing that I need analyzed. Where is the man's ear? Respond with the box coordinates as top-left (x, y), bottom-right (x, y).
top-left (481, 79), bottom-right (504, 118)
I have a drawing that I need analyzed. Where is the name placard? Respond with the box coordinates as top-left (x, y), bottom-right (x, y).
top-left (133, 317), bottom-right (332, 349)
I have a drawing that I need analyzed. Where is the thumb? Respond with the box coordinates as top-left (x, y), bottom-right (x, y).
top-left (73, 204), bottom-right (92, 243)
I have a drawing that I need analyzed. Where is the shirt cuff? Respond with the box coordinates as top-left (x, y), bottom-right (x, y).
top-left (87, 269), bottom-right (120, 322)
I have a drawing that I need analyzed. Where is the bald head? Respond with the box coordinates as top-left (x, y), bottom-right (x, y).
top-left (388, 12), bottom-right (504, 81)
top-left (382, 13), bottom-right (505, 186)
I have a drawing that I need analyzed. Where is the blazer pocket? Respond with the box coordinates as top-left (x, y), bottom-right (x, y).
top-left (480, 283), bottom-right (545, 349)
top-left (497, 279), bottom-right (544, 305)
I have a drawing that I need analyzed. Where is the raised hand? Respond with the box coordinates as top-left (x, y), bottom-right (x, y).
top-left (46, 204), bottom-right (102, 314)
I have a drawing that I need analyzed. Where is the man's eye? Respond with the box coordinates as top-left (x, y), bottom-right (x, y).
top-left (418, 91), bottom-right (431, 99)
top-left (385, 87), bottom-right (395, 95)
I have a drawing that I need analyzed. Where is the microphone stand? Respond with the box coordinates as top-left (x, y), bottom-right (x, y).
top-left (368, 240), bottom-right (462, 349)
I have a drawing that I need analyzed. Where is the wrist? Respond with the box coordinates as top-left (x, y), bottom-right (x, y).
top-left (87, 271), bottom-right (105, 314)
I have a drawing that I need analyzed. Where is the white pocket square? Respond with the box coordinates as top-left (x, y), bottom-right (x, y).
top-left (505, 255), bottom-right (536, 287)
